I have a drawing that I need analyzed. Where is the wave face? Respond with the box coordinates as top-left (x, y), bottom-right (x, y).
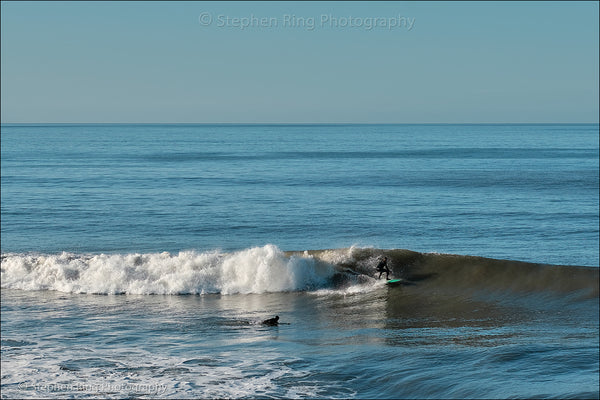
top-left (2, 245), bottom-right (598, 297)
top-left (292, 247), bottom-right (599, 298)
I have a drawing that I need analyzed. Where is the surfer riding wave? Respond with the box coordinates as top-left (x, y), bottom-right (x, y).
top-left (376, 256), bottom-right (390, 280)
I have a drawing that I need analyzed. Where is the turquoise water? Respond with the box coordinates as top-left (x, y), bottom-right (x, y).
top-left (1, 123), bottom-right (598, 398)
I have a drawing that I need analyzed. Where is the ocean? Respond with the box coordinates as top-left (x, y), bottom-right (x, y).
top-left (1, 123), bottom-right (598, 399)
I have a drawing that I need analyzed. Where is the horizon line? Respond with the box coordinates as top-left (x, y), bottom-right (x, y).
top-left (2, 122), bottom-right (599, 126)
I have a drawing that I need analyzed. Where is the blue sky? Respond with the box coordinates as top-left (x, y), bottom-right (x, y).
top-left (1, 1), bottom-right (598, 123)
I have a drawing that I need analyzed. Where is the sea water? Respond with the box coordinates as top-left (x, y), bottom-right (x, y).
top-left (1, 124), bottom-right (599, 398)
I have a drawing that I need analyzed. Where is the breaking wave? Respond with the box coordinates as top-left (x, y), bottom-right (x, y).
top-left (1, 245), bottom-right (598, 298)
top-left (0, 245), bottom-right (333, 295)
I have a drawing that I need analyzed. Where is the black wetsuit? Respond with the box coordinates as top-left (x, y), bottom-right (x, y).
top-left (262, 316), bottom-right (279, 326)
top-left (376, 259), bottom-right (390, 279)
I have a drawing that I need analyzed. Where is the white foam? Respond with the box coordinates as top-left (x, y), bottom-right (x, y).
top-left (0, 245), bottom-right (335, 295)
top-left (311, 276), bottom-right (385, 297)
top-left (306, 246), bottom-right (360, 265)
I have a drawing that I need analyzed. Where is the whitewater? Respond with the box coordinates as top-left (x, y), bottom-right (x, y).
top-left (1, 245), bottom-right (337, 295)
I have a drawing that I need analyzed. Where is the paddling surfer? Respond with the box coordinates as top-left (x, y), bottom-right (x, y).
top-left (376, 256), bottom-right (390, 280)
top-left (262, 316), bottom-right (279, 326)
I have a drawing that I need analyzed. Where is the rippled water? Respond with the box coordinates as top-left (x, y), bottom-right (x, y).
top-left (1, 123), bottom-right (598, 265)
top-left (2, 276), bottom-right (598, 399)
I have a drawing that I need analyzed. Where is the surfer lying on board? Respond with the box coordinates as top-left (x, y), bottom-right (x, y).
top-left (376, 257), bottom-right (390, 280)
top-left (262, 316), bottom-right (279, 326)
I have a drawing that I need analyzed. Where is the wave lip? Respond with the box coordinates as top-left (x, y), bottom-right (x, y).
top-left (0, 245), bottom-right (334, 295)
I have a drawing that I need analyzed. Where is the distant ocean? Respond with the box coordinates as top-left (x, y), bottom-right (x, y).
top-left (1, 123), bottom-right (598, 399)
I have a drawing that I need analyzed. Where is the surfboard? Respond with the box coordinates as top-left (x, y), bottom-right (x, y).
top-left (386, 279), bottom-right (404, 285)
